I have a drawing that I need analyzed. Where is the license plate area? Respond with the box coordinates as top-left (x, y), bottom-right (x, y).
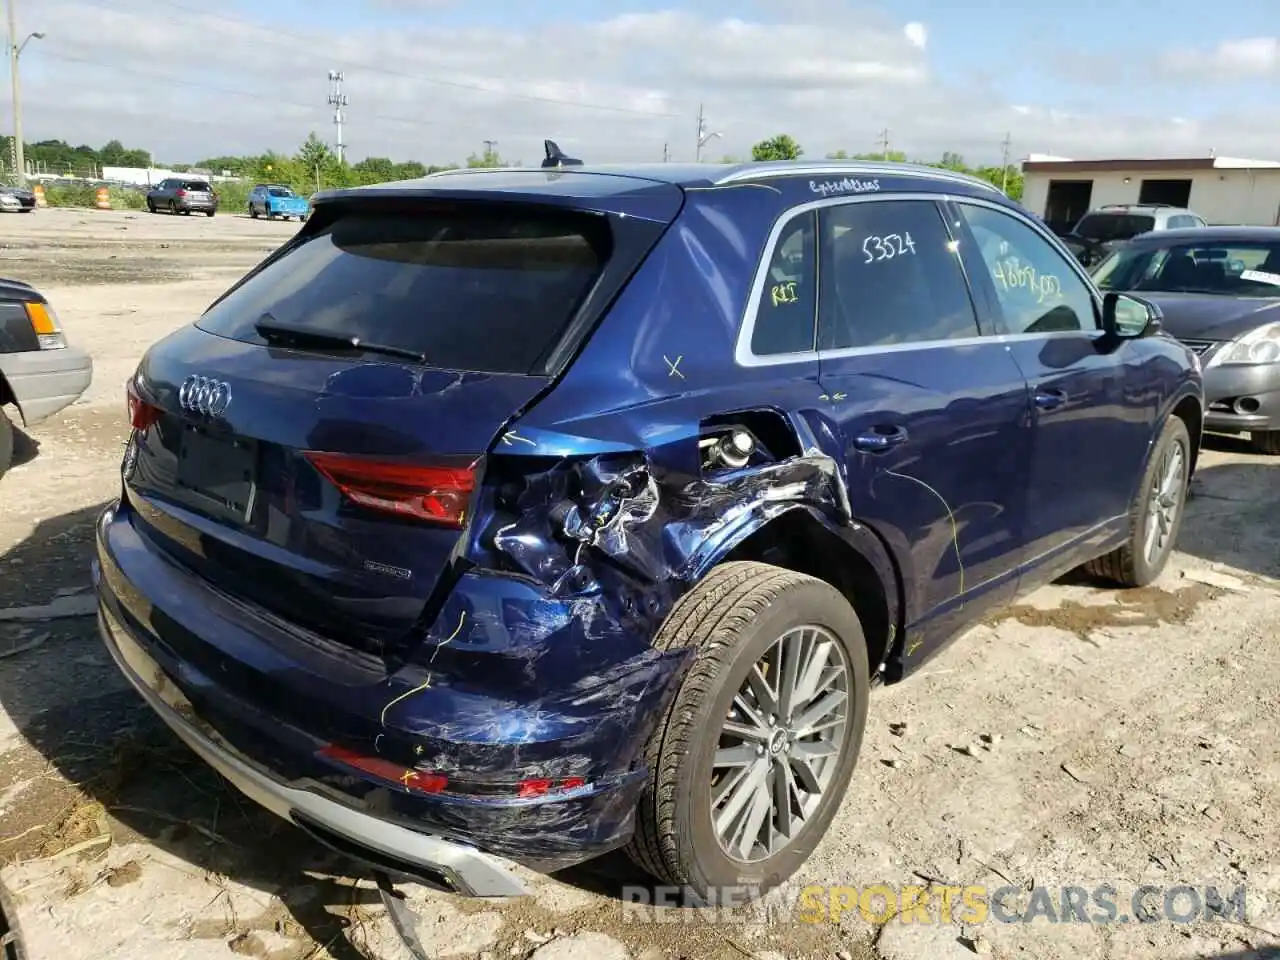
top-left (175, 425), bottom-right (258, 524)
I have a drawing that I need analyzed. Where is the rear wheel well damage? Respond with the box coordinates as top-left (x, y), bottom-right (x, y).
top-left (723, 511), bottom-right (897, 674)
top-left (1171, 393), bottom-right (1202, 478)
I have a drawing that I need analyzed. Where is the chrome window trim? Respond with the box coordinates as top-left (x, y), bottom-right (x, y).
top-left (734, 192), bottom-right (1106, 369)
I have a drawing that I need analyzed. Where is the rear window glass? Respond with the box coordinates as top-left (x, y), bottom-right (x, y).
top-left (268, 187), bottom-right (293, 197)
top-left (1074, 213), bottom-right (1155, 242)
top-left (195, 206), bottom-right (611, 375)
top-left (184, 181), bottom-right (211, 191)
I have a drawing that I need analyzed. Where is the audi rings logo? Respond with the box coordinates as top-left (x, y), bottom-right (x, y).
top-left (178, 375), bottom-right (232, 417)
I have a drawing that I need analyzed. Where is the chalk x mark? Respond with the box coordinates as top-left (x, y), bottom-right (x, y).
top-left (501, 430), bottom-right (537, 447)
top-left (379, 611), bottom-right (467, 728)
top-left (885, 469), bottom-right (964, 603)
top-left (664, 355), bottom-right (685, 379)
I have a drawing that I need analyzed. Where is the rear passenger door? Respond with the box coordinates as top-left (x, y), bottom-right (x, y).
top-left (948, 199), bottom-right (1151, 577)
top-left (812, 195), bottom-right (1032, 649)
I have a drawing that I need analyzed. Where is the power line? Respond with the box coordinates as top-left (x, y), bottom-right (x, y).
top-left (75, 0), bottom-right (680, 120)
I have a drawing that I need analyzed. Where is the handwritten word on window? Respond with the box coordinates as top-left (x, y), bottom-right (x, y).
top-left (771, 280), bottom-right (800, 305)
top-left (809, 177), bottom-right (880, 198)
top-left (992, 257), bottom-right (1062, 304)
top-left (1241, 269), bottom-right (1280, 287)
top-left (862, 232), bottom-right (916, 263)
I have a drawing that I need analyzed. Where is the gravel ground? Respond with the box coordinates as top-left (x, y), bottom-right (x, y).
top-left (0, 207), bottom-right (1277, 960)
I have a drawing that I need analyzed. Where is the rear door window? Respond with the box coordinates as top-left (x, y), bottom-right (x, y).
top-left (196, 205), bottom-right (611, 375)
top-left (1074, 213), bottom-right (1156, 242)
top-left (817, 199), bottom-right (980, 349)
top-left (750, 213), bottom-right (817, 356)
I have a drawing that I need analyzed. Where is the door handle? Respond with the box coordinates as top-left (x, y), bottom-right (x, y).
top-left (1034, 389), bottom-right (1067, 411)
top-left (853, 426), bottom-right (908, 452)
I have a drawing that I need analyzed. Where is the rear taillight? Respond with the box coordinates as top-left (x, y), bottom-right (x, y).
top-left (126, 379), bottom-right (161, 431)
top-left (304, 452), bottom-right (476, 527)
top-left (176, 189), bottom-right (187, 197)
top-left (25, 301), bottom-right (66, 350)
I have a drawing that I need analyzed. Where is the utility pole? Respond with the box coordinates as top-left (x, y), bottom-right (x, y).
top-left (662, 142), bottom-right (669, 162)
top-left (483, 139), bottom-right (497, 162)
top-left (876, 128), bottom-right (890, 161)
top-left (7, 1), bottom-right (42, 186)
top-left (1000, 132), bottom-right (1012, 194)
top-left (327, 70), bottom-right (347, 164)
top-left (695, 104), bottom-right (720, 162)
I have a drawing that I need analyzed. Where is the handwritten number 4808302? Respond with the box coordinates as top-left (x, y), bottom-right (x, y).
top-left (862, 232), bottom-right (916, 263)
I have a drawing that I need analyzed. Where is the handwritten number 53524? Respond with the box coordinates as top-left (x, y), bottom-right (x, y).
top-left (862, 232), bottom-right (917, 263)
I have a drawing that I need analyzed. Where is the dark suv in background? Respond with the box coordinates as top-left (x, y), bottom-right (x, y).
top-left (147, 179), bottom-right (218, 217)
top-left (1062, 204), bottom-right (1207, 267)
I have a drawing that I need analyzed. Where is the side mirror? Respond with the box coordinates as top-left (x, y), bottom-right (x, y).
top-left (1102, 292), bottom-right (1161, 339)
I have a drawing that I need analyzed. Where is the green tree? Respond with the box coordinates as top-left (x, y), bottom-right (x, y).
top-left (751, 134), bottom-right (803, 162)
top-left (466, 146), bottom-right (506, 168)
top-left (296, 133), bottom-right (334, 173)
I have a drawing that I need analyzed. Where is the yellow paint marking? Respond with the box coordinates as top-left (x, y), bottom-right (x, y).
top-left (379, 611), bottom-right (467, 728)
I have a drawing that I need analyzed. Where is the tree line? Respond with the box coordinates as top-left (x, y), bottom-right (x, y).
top-left (3, 131), bottom-right (1022, 202)
top-left (745, 134), bottom-right (1023, 201)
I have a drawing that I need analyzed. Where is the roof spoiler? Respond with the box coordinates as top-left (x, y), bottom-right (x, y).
top-left (541, 139), bottom-right (583, 169)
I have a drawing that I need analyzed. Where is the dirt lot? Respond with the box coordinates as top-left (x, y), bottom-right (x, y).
top-left (0, 207), bottom-right (1277, 960)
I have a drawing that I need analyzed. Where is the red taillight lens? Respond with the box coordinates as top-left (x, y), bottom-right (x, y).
top-left (126, 379), bottom-right (161, 431)
top-left (176, 189), bottom-right (187, 197)
top-left (304, 452), bottom-right (476, 526)
top-left (517, 777), bottom-right (588, 798)
top-left (318, 744), bottom-right (448, 795)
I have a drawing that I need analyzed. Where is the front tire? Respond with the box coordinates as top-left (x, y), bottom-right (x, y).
top-left (1085, 415), bottom-right (1191, 587)
top-left (1250, 430), bottom-right (1280, 455)
top-left (626, 561), bottom-right (870, 902)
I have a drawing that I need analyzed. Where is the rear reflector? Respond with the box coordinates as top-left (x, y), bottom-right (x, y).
top-left (318, 744), bottom-right (448, 795)
top-left (304, 452), bottom-right (476, 527)
top-left (126, 379), bottom-right (161, 431)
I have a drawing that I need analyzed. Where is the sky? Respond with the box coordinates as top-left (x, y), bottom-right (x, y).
top-left (9, 0), bottom-right (1280, 169)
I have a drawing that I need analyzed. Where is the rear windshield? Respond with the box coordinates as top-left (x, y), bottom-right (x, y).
top-left (268, 187), bottom-right (294, 197)
top-left (1074, 213), bottom-right (1155, 242)
top-left (195, 205), bottom-right (611, 375)
top-left (184, 181), bottom-right (211, 191)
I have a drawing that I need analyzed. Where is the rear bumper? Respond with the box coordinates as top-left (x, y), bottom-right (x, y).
top-left (1202, 361), bottom-right (1280, 433)
top-left (0, 345), bottom-right (93, 424)
top-left (93, 498), bottom-right (687, 883)
top-left (96, 599), bottom-right (529, 897)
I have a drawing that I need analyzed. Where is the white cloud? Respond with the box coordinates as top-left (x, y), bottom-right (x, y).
top-left (1158, 36), bottom-right (1279, 79)
top-left (14, 1), bottom-right (1280, 169)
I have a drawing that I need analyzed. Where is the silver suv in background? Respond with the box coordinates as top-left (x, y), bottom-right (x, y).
top-left (1063, 204), bottom-right (1207, 267)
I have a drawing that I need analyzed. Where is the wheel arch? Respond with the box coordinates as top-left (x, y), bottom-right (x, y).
top-left (0, 369), bottom-right (23, 424)
top-left (712, 506), bottom-right (904, 678)
top-left (1168, 389), bottom-right (1203, 479)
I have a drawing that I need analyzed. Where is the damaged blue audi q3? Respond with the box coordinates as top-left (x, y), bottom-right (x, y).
top-left (94, 155), bottom-right (1204, 912)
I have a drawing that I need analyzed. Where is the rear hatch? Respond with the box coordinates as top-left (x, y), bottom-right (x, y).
top-left (122, 183), bottom-right (679, 658)
top-left (181, 181), bottom-right (214, 205)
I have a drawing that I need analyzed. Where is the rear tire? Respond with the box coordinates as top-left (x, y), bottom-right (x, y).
top-left (0, 406), bottom-right (15, 481)
top-left (205, 210), bottom-right (215, 217)
top-left (1084, 416), bottom-right (1191, 587)
top-left (168, 200), bottom-right (178, 215)
top-left (249, 204), bottom-right (258, 219)
top-left (1250, 430), bottom-right (1280, 455)
top-left (626, 561), bottom-right (870, 902)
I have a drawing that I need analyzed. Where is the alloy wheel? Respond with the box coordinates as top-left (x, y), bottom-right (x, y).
top-left (710, 625), bottom-right (851, 862)
top-left (1144, 441), bottom-right (1185, 565)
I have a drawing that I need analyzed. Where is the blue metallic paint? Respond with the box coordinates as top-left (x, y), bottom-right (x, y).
top-left (95, 162), bottom-right (1202, 881)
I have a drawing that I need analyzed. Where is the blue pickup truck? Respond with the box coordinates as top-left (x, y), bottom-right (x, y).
top-left (247, 184), bottom-right (309, 221)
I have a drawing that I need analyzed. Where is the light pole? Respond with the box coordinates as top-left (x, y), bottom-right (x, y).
top-left (6, 0), bottom-right (42, 187)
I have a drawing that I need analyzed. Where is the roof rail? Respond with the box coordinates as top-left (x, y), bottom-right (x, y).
top-left (1100, 202), bottom-right (1181, 210)
top-left (715, 160), bottom-right (1004, 195)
